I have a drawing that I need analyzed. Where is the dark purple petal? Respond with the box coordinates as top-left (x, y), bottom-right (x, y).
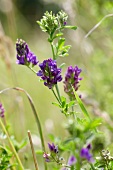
top-left (48, 143), bottom-right (54, 152)
top-left (87, 144), bottom-right (92, 150)
top-left (48, 143), bottom-right (59, 154)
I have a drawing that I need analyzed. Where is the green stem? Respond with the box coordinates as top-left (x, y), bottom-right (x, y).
top-left (0, 118), bottom-right (24, 170)
top-left (55, 84), bottom-right (62, 104)
top-left (50, 42), bottom-right (56, 60)
top-left (13, 88), bottom-right (48, 170)
top-left (27, 65), bottom-right (37, 74)
top-left (70, 96), bottom-right (76, 119)
top-left (0, 87), bottom-right (48, 170)
top-left (52, 89), bottom-right (61, 105)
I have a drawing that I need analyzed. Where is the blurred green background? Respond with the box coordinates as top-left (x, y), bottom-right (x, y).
top-left (0, 0), bottom-right (113, 169)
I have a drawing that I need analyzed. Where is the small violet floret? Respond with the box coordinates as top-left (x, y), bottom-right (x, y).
top-left (0, 103), bottom-right (5, 118)
top-left (80, 144), bottom-right (93, 162)
top-left (48, 143), bottom-right (59, 154)
top-left (43, 153), bottom-right (51, 162)
top-left (37, 58), bottom-right (62, 89)
top-left (16, 39), bottom-right (38, 66)
top-left (68, 155), bottom-right (76, 166)
top-left (63, 65), bottom-right (82, 98)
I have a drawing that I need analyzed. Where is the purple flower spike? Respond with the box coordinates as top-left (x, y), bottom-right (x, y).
top-left (0, 103), bottom-right (5, 118)
top-left (48, 143), bottom-right (59, 154)
top-left (37, 58), bottom-right (62, 89)
top-left (63, 65), bottom-right (82, 98)
top-left (80, 146), bottom-right (93, 162)
top-left (16, 39), bottom-right (38, 66)
top-left (68, 155), bottom-right (76, 166)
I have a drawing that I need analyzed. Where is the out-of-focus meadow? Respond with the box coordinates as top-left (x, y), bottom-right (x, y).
top-left (0, 0), bottom-right (113, 168)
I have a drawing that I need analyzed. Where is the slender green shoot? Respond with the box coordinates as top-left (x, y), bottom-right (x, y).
top-left (0, 118), bottom-right (24, 170)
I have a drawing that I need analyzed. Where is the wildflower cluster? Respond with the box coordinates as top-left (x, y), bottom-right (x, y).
top-left (43, 143), bottom-right (59, 163)
top-left (16, 39), bottom-right (38, 66)
top-left (37, 10), bottom-right (68, 36)
top-left (37, 58), bottom-right (62, 89)
top-left (0, 9), bottom-right (109, 170)
top-left (63, 65), bottom-right (82, 98)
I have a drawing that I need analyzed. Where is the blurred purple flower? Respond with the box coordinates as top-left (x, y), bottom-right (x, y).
top-left (68, 155), bottom-right (76, 165)
top-left (43, 153), bottom-right (51, 162)
top-left (63, 65), bottom-right (82, 98)
top-left (80, 144), bottom-right (93, 162)
top-left (16, 39), bottom-right (38, 66)
top-left (37, 58), bottom-right (62, 89)
top-left (0, 103), bottom-right (5, 118)
top-left (48, 143), bottom-right (58, 154)
top-left (64, 21), bottom-right (67, 25)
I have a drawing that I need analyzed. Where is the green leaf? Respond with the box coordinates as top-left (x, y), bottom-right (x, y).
top-left (53, 32), bottom-right (63, 39)
top-left (52, 102), bottom-right (61, 108)
top-left (89, 119), bottom-right (102, 129)
top-left (68, 101), bottom-right (75, 107)
top-left (64, 25), bottom-right (77, 30)
top-left (59, 63), bottom-right (66, 68)
top-left (57, 38), bottom-right (65, 50)
top-left (58, 45), bottom-right (71, 57)
top-left (19, 138), bottom-right (28, 149)
top-left (72, 87), bottom-right (91, 121)
top-left (36, 150), bottom-right (43, 155)
top-left (61, 96), bottom-right (67, 108)
top-left (61, 96), bottom-right (66, 102)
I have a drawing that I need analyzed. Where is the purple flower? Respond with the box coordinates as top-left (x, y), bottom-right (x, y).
top-left (63, 65), bottom-right (82, 98)
top-left (48, 143), bottom-right (58, 154)
top-left (37, 58), bottom-right (62, 89)
top-left (43, 143), bottom-right (59, 163)
top-left (16, 39), bottom-right (38, 66)
top-left (43, 153), bottom-right (51, 162)
top-left (64, 21), bottom-right (67, 26)
top-left (80, 144), bottom-right (93, 162)
top-left (68, 155), bottom-right (76, 166)
top-left (0, 103), bottom-right (5, 118)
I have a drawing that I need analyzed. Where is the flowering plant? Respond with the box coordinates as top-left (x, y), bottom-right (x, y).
top-left (0, 10), bottom-right (113, 170)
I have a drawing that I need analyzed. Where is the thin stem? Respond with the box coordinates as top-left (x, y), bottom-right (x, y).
top-left (50, 42), bottom-right (56, 60)
top-left (52, 88), bottom-right (61, 105)
top-left (0, 118), bottom-right (24, 170)
top-left (28, 130), bottom-right (39, 170)
top-left (55, 84), bottom-right (62, 104)
top-left (70, 96), bottom-right (76, 119)
top-left (0, 87), bottom-right (48, 170)
top-left (13, 88), bottom-right (48, 170)
top-left (3, 117), bottom-right (16, 170)
top-left (85, 14), bottom-right (113, 38)
top-left (27, 65), bottom-right (37, 74)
